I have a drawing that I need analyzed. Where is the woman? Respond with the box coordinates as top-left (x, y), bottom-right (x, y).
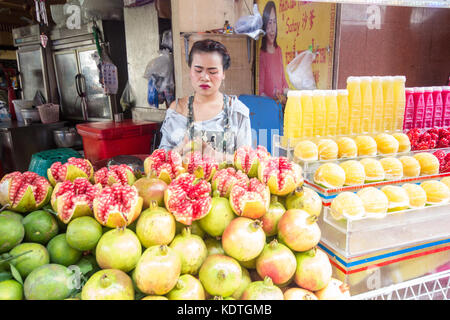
top-left (259, 1), bottom-right (289, 100)
top-left (159, 39), bottom-right (252, 163)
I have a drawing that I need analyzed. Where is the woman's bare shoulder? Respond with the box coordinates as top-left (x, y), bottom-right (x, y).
top-left (169, 97), bottom-right (189, 116)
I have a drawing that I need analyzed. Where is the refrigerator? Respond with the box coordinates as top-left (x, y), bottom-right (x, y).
top-left (50, 20), bottom-right (128, 122)
top-left (12, 24), bottom-right (59, 103)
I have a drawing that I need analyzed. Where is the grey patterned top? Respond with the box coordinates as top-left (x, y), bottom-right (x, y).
top-left (159, 95), bottom-right (252, 154)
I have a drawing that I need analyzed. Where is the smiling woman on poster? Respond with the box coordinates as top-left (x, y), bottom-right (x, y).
top-left (259, 1), bottom-right (289, 100)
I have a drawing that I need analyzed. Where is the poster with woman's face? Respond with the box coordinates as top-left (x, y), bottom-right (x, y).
top-left (256, 0), bottom-right (336, 98)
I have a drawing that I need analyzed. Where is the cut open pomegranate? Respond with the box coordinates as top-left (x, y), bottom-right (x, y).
top-left (94, 164), bottom-right (136, 188)
top-left (258, 157), bottom-right (303, 196)
top-left (164, 173), bottom-right (212, 226)
top-left (51, 177), bottom-right (101, 224)
top-left (229, 178), bottom-right (270, 219)
top-left (211, 167), bottom-right (249, 198)
top-left (182, 151), bottom-right (218, 182)
top-left (93, 183), bottom-right (143, 228)
top-left (47, 157), bottom-right (94, 186)
top-left (144, 149), bottom-right (185, 184)
top-left (0, 171), bottom-right (53, 213)
top-left (234, 146), bottom-right (270, 178)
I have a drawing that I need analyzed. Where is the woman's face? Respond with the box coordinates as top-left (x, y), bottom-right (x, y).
top-left (190, 51), bottom-right (225, 96)
top-left (266, 8), bottom-right (277, 46)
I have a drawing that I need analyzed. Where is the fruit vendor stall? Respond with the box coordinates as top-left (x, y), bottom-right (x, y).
top-left (0, 0), bottom-right (449, 305)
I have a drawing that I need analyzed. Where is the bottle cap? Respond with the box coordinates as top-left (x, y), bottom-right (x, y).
top-left (360, 76), bottom-right (372, 82)
top-left (337, 89), bottom-right (349, 95)
top-left (287, 90), bottom-right (302, 97)
top-left (393, 75), bottom-right (406, 81)
top-left (433, 87), bottom-right (442, 92)
top-left (347, 76), bottom-right (361, 83)
top-left (301, 90), bottom-right (314, 96)
top-left (413, 87), bottom-right (424, 93)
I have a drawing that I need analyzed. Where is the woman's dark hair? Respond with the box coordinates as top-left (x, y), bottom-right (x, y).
top-left (188, 39), bottom-right (231, 71)
top-left (261, 1), bottom-right (278, 52)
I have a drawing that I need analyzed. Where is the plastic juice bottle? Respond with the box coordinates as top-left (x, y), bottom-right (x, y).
top-left (432, 87), bottom-right (443, 127)
top-left (360, 76), bottom-right (374, 134)
top-left (325, 90), bottom-right (338, 137)
top-left (283, 90), bottom-right (302, 146)
top-left (403, 88), bottom-right (415, 130)
top-left (347, 77), bottom-right (362, 134)
top-left (423, 87), bottom-right (434, 129)
top-left (371, 76), bottom-right (384, 134)
top-left (300, 90), bottom-right (314, 138)
top-left (393, 76), bottom-right (406, 132)
top-left (413, 87), bottom-right (425, 129)
top-left (312, 90), bottom-right (327, 137)
top-left (382, 76), bottom-right (395, 132)
top-left (337, 89), bottom-right (350, 136)
top-left (442, 86), bottom-right (450, 127)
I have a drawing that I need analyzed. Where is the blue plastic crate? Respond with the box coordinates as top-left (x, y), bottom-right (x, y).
top-left (28, 148), bottom-right (82, 179)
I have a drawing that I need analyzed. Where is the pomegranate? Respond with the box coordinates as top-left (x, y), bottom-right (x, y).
top-left (234, 145), bottom-right (271, 178)
top-left (144, 149), bottom-right (185, 184)
top-left (198, 192), bottom-right (236, 237)
top-left (134, 245), bottom-right (181, 295)
top-left (260, 196), bottom-right (286, 236)
top-left (258, 156), bottom-right (304, 196)
top-left (277, 209), bottom-right (321, 252)
top-left (166, 274), bottom-right (205, 300)
top-left (136, 200), bottom-right (176, 248)
top-left (0, 171), bottom-right (53, 213)
top-left (51, 178), bottom-right (101, 224)
top-left (93, 183), bottom-right (143, 228)
top-left (229, 178), bottom-right (270, 219)
top-left (133, 177), bottom-right (167, 208)
top-left (286, 186), bottom-right (323, 217)
top-left (169, 227), bottom-right (208, 275)
top-left (294, 247), bottom-right (332, 291)
top-left (256, 239), bottom-right (297, 285)
top-left (47, 157), bottom-right (94, 186)
top-left (204, 237), bottom-right (225, 256)
top-left (182, 151), bottom-right (218, 181)
top-left (95, 228), bottom-right (142, 273)
top-left (198, 254), bottom-right (242, 297)
top-left (211, 167), bottom-right (249, 198)
top-left (231, 267), bottom-right (251, 299)
top-left (284, 287), bottom-right (318, 300)
top-left (222, 217), bottom-right (266, 262)
top-left (314, 278), bottom-right (350, 300)
top-left (164, 173), bottom-right (212, 226)
top-left (81, 269), bottom-right (134, 300)
top-left (241, 276), bottom-right (284, 300)
top-left (94, 164), bottom-right (136, 187)
top-left (176, 220), bottom-right (205, 238)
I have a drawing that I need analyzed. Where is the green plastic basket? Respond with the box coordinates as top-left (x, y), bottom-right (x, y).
top-left (28, 148), bottom-right (83, 180)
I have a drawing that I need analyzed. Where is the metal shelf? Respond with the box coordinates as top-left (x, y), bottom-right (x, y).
top-left (352, 269), bottom-right (450, 300)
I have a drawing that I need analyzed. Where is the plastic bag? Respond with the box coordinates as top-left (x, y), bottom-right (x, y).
top-left (120, 81), bottom-right (136, 111)
top-left (81, 0), bottom-right (123, 21)
top-left (144, 49), bottom-right (175, 107)
top-left (234, 4), bottom-right (265, 40)
top-left (124, 0), bottom-right (154, 7)
top-left (286, 50), bottom-right (317, 90)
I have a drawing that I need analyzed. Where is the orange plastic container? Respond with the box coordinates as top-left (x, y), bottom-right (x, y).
top-left (76, 120), bottom-right (159, 162)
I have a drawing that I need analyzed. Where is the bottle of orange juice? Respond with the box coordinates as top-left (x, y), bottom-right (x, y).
top-left (312, 90), bottom-right (327, 137)
top-left (337, 89), bottom-right (350, 136)
top-left (283, 90), bottom-right (302, 146)
top-left (347, 77), bottom-right (362, 134)
top-left (325, 90), bottom-right (338, 137)
top-left (393, 75), bottom-right (406, 132)
top-left (300, 90), bottom-right (314, 138)
top-left (371, 76), bottom-right (384, 134)
top-left (382, 76), bottom-right (395, 132)
top-left (360, 76), bottom-right (374, 134)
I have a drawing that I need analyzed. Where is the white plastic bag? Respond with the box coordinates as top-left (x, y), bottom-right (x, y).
top-left (286, 50), bottom-right (317, 90)
top-left (234, 4), bottom-right (265, 40)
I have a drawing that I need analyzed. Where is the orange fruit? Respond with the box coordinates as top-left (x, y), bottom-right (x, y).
top-left (355, 136), bottom-right (377, 156)
top-left (379, 157), bottom-right (403, 180)
top-left (294, 140), bottom-right (318, 161)
top-left (356, 187), bottom-right (388, 218)
top-left (402, 183), bottom-right (427, 209)
top-left (359, 158), bottom-right (385, 182)
top-left (381, 186), bottom-right (410, 212)
top-left (339, 160), bottom-right (366, 186)
top-left (392, 133), bottom-right (411, 153)
top-left (398, 156), bottom-right (421, 178)
top-left (317, 139), bottom-right (339, 160)
top-left (330, 192), bottom-right (365, 220)
top-left (413, 153), bottom-right (440, 176)
top-left (313, 163), bottom-right (346, 189)
top-left (375, 133), bottom-right (399, 155)
top-left (337, 137), bottom-right (357, 159)
top-left (420, 180), bottom-right (450, 205)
